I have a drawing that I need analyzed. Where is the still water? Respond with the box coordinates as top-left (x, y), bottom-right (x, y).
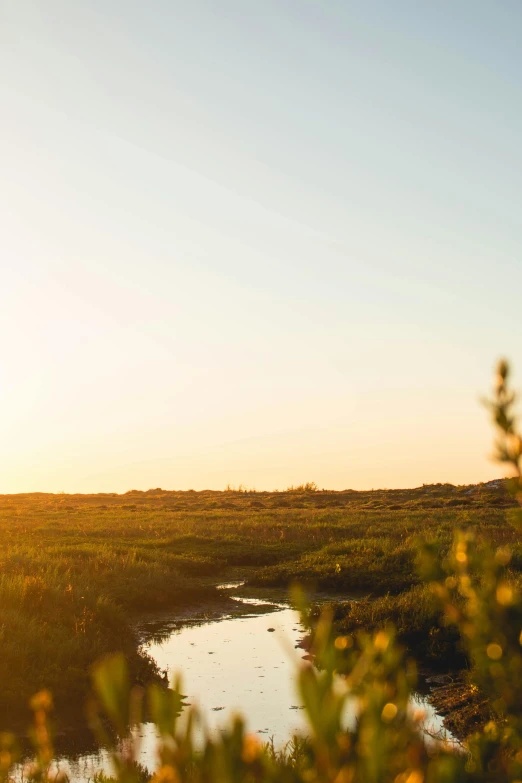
top-left (24, 592), bottom-right (456, 781)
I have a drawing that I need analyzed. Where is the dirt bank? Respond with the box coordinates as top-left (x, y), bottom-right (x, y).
top-left (427, 675), bottom-right (491, 740)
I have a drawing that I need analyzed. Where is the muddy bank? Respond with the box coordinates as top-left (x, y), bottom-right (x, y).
top-left (132, 584), bottom-right (285, 646)
top-left (427, 674), bottom-right (491, 740)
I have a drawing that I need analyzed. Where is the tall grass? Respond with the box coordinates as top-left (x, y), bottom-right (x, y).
top-left (0, 482), bottom-right (515, 724)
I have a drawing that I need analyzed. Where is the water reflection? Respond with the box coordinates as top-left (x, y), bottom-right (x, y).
top-left (16, 594), bottom-right (458, 782)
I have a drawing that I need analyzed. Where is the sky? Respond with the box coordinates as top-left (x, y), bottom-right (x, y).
top-left (1, 1), bottom-right (521, 494)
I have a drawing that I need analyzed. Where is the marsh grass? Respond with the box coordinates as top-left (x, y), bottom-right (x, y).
top-left (0, 481), bottom-right (515, 725)
top-left (322, 584), bottom-right (466, 670)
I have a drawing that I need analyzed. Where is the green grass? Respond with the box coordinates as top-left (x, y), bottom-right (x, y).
top-left (319, 583), bottom-right (466, 670)
top-left (0, 480), bottom-right (514, 726)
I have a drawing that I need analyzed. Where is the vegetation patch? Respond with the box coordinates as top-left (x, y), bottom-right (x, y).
top-left (0, 480), bottom-right (515, 727)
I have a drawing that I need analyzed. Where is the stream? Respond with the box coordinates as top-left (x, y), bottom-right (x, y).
top-left (19, 588), bottom-right (458, 781)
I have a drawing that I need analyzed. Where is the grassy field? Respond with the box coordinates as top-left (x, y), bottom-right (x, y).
top-left (0, 480), bottom-right (516, 728)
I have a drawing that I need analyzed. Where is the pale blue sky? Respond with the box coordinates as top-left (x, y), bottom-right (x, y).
top-left (1, 1), bottom-right (520, 492)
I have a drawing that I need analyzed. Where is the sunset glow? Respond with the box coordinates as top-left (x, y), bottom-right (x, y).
top-left (1, 1), bottom-right (520, 492)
